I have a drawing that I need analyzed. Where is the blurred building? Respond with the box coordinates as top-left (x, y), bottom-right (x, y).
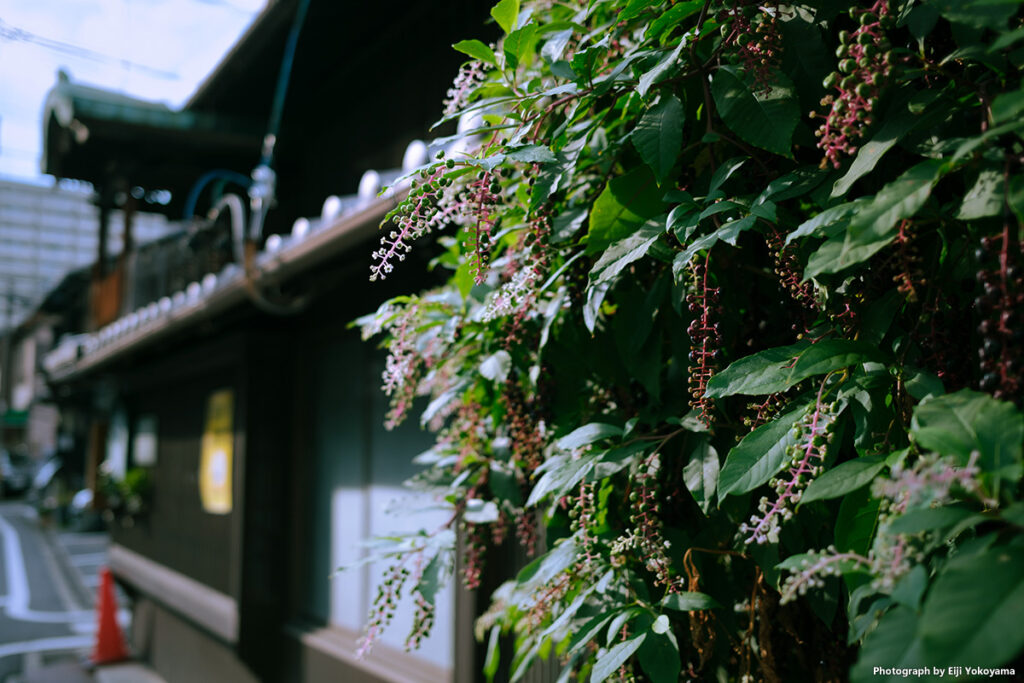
top-left (0, 177), bottom-right (174, 333)
top-left (0, 177), bottom-right (175, 464)
top-left (38, 0), bottom-right (499, 682)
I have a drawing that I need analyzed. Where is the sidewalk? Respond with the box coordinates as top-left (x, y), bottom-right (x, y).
top-left (4, 514), bottom-right (166, 683)
top-left (13, 661), bottom-right (166, 683)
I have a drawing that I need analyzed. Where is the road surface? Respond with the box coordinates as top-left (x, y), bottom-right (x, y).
top-left (0, 502), bottom-right (111, 681)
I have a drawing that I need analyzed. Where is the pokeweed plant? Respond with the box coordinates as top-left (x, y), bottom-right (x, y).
top-left (353, 0), bottom-right (1024, 680)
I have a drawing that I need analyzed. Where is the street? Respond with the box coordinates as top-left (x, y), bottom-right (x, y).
top-left (0, 502), bottom-right (110, 682)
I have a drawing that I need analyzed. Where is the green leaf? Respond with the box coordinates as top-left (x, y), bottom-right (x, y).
top-left (569, 611), bottom-right (617, 654)
top-left (991, 86), bottom-right (1024, 124)
top-left (527, 454), bottom-right (594, 506)
top-left (912, 389), bottom-right (1024, 479)
top-left (805, 160), bottom-right (945, 278)
top-left (661, 591), bottom-right (722, 611)
top-left (672, 215), bottom-right (757, 267)
top-left (1009, 173), bottom-right (1024, 223)
top-left (646, 1), bottom-right (702, 41)
top-left (708, 340), bottom-right (883, 398)
top-left (957, 165), bottom-right (1004, 220)
top-left (531, 134), bottom-right (587, 212)
top-left (831, 91), bottom-right (938, 198)
top-left (506, 144), bottom-right (556, 164)
top-left (491, 0), bottom-right (520, 34)
top-left (571, 38), bottom-right (608, 81)
top-left (619, 0), bottom-right (657, 22)
top-left (790, 339), bottom-right (886, 381)
top-left (541, 29), bottom-right (574, 64)
top-left (592, 632), bottom-right (647, 683)
top-left (555, 422), bottom-right (623, 451)
top-left (711, 66), bottom-right (800, 157)
top-left (683, 438), bottom-right (719, 514)
top-left (484, 625), bottom-right (501, 683)
top-left (515, 537), bottom-right (578, 586)
top-left (785, 198), bottom-right (868, 245)
top-left (637, 41), bottom-right (684, 97)
top-left (834, 487), bottom-right (881, 556)
top-left (935, 0), bottom-right (1017, 30)
top-left (886, 506), bottom-right (980, 535)
top-left (415, 553), bottom-right (446, 603)
top-left (802, 456), bottom-right (887, 504)
top-left (850, 607), bottom-right (926, 682)
top-left (923, 546), bottom-right (1024, 665)
top-left (588, 166), bottom-right (667, 253)
top-left (890, 565), bottom-right (928, 610)
top-left (707, 157), bottom-right (747, 197)
top-left (453, 39), bottom-right (497, 66)
top-left (756, 166), bottom-right (828, 205)
top-left (589, 221), bottom-right (663, 287)
top-left (853, 547), bottom-right (1024, 681)
top-left (480, 350), bottom-right (512, 382)
top-left (638, 632), bottom-right (680, 683)
top-left (504, 23), bottom-right (538, 69)
top-left (719, 406), bottom-right (805, 498)
top-left (705, 342), bottom-right (810, 397)
top-left (632, 95), bottom-right (683, 184)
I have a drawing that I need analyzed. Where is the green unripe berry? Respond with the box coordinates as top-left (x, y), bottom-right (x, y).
top-left (839, 59), bottom-right (856, 74)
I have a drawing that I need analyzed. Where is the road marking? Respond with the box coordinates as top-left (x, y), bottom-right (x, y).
top-left (0, 634), bottom-right (93, 659)
top-left (69, 552), bottom-right (108, 567)
top-left (0, 510), bottom-right (94, 624)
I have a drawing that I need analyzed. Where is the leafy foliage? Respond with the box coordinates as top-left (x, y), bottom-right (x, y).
top-left (354, 0), bottom-right (1024, 679)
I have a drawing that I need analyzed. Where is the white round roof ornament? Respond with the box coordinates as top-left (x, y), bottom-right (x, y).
top-left (321, 195), bottom-right (342, 222)
top-left (358, 170), bottom-right (382, 205)
top-left (402, 139), bottom-right (429, 172)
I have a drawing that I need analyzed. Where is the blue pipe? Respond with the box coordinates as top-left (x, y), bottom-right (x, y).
top-left (182, 169), bottom-right (252, 220)
top-left (261, 0), bottom-right (313, 166)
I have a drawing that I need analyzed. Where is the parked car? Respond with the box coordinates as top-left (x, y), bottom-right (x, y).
top-left (0, 449), bottom-right (33, 496)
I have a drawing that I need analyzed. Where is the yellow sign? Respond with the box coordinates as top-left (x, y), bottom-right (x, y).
top-left (200, 389), bottom-right (234, 514)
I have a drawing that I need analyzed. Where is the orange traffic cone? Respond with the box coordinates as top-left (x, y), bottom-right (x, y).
top-left (91, 567), bottom-right (130, 665)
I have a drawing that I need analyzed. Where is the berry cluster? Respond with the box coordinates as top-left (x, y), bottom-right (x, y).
top-left (462, 520), bottom-right (488, 589)
top-left (741, 388), bottom-right (838, 545)
top-left (443, 60), bottom-right (487, 116)
top-left (568, 482), bottom-right (601, 571)
top-left (370, 155), bottom-right (460, 281)
top-left (380, 303), bottom-right (423, 429)
top-left (465, 169), bottom-right (503, 283)
top-left (484, 207), bottom-right (552, 335)
top-left (503, 378), bottom-right (547, 475)
top-left (779, 546), bottom-right (871, 604)
top-left (975, 230), bottom-right (1023, 401)
top-left (357, 561), bottom-right (410, 658)
top-left (766, 229), bottom-right (819, 323)
top-left (891, 219), bottom-right (924, 303)
top-left (782, 452), bottom-right (988, 604)
top-left (813, 1), bottom-right (893, 168)
top-left (614, 454), bottom-right (682, 592)
top-left (720, 0), bottom-right (782, 92)
top-left (744, 392), bottom-right (788, 431)
top-left (687, 256), bottom-right (721, 426)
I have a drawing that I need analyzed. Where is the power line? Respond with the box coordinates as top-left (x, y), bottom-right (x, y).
top-left (0, 18), bottom-right (179, 81)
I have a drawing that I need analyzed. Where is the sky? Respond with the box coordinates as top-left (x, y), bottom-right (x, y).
top-left (0, 0), bottom-right (264, 184)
